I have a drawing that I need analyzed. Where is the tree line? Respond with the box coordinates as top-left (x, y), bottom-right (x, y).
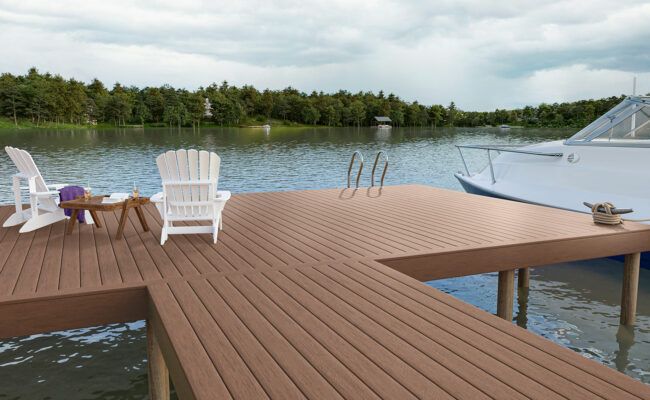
top-left (0, 68), bottom-right (628, 129)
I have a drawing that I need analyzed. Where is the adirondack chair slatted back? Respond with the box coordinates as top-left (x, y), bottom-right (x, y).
top-left (5, 146), bottom-right (57, 209)
top-left (156, 149), bottom-right (220, 218)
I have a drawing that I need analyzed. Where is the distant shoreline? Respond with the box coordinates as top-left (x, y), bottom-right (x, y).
top-left (0, 118), bottom-right (571, 131)
top-left (0, 68), bottom-right (630, 132)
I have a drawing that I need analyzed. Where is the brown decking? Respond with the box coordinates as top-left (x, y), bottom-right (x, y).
top-left (1, 185), bottom-right (650, 399)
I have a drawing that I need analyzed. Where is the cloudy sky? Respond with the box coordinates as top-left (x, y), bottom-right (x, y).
top-left (1, 0), bottom-right (649, 110)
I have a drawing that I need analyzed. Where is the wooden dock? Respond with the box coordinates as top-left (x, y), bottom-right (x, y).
top-left (1, 185), bottom-right (650, 399)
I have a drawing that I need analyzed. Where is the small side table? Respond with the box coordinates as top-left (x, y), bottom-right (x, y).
top-left (60, 196), bottom-right (150, 240)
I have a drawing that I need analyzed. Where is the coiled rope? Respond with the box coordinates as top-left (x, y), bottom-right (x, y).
top-left (590, 202), bottom-right (622, 225)
top-left (585, 201), bottom-right (650, 224)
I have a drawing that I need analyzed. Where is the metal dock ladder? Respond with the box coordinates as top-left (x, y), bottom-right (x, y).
top-left (346, 150), bottom-right (388, 188)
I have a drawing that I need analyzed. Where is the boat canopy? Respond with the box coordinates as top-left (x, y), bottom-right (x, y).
top-left (566, 96), bottom-right (650, 146)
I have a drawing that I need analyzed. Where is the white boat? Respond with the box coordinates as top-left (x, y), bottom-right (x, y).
top-left (377, 124), bottom-right (392, 129)
top-left (455, 96), bottom-right (650, 221)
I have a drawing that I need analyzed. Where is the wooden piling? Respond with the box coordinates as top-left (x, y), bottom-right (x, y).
top-left (497, 269), bottom-right (515, 321)
top-left (147, 320), bottom-right (170, 400)
top-left (620, 253), bottom-right (640, 326)
top-left (518, 268), bottom-right (530, 288)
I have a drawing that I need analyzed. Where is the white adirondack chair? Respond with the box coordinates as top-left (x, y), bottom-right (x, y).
top-left (153, 149), bottom-right (230, 245)
top-left (3, 146), bottom-right (68, 233)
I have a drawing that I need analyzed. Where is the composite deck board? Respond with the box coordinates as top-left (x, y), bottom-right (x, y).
top-left (0, 229), bottom-right (36, 295)
top-left (226, 201), bottom-right (352, 260)
top-left (139, 205), bottom-right (204, 277)
top-left (78, 222), bottom-right (102, 287)
top-left (326, 261), bottom-right (625, 400)
top-left (1, 185), bottom-right (650, 399)
top-left (251, 192), bottom-right (444, 251)
top-left (244, 190), bottom-right (442, 251)
top-left (141, 205), bottom-right (239, 274)
top-left (234, 195), bottom-right (389, 257)
top-left (357, 259), bottom-right (650, 399)
top-left (332, 187), bottom-right (600, 238)
top-left (242, 191), bottom-right (433, 251)
top-left (149, 260), bottom-right (650, 399)
top-left (35, 222), bottom-right (65, 293)
top-left (60, 216), bottom-right (82, 290)
top-left (284, 190), bottom-right (504, 245)
top-left (12, 225), bottom-right (51, 295)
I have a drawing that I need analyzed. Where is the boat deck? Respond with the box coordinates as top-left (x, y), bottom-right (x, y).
top-left (1, 185), bottom-right (650, 399)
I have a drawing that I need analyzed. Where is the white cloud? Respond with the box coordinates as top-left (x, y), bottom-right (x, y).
top-left (0, 0), bottom-right (648, 110)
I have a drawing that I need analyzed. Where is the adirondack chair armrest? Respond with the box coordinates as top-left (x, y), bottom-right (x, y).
top-left (151, 192), bottom-right (164, 203)
top-left (47, 184), bottom-right (67, 190)
top-left (31, 190), bottom-right (61, 197)
top-left (215, 191), bottom-right (231, 203)
top-left (22, 184), bottom-right (66, 191)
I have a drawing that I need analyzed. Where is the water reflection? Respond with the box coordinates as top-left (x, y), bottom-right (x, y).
top-left (616, 325), bottom-right (635, 374)
top-left (516, 287), bottom-right (530, 328)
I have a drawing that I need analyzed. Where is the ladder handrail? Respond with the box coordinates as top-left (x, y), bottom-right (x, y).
top-left (347, 151), bottom-right (364, 188)
top-left (371, 151), bottom-right (388, 187)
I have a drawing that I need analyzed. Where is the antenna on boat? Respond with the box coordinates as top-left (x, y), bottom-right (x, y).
top-left (632, 76), bottom-right (637, 96)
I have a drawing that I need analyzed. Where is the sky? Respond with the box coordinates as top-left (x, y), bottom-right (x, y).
top-left (1, 0), bottom-right (649, 110)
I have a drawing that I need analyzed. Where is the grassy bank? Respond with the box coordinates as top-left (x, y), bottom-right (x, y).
top-left (0, 117), bottom-right (117, 130)
top-left (0, 117), bottom-right (317, 130)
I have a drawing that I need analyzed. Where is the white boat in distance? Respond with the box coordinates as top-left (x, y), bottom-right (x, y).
top-left (455, 96), bottom-right (650, 222)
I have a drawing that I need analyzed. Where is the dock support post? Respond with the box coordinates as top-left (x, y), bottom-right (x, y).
top-left (497, 269), bottom-right (515, 321)
top-left (147, 320), bottom-right (170, 400)
top-left (620, 253), bottom-right (640, 326)
top-left (517, 268), bottom-right (529, 288)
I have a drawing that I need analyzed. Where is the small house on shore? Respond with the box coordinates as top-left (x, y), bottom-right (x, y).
top-left (374, 116), bottom-right (392, 129)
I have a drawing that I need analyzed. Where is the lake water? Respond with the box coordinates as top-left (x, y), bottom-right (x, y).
top-left (0, 126), bottom-right (648, 398)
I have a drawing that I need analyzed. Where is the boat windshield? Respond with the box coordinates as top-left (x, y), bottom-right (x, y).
top-left (566, 96), bottom-right (650, 145)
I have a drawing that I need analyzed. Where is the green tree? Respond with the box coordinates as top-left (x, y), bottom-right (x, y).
top-left (349, 100), bottom-right (365, 127)
top-left (163, 103), bottom-right (188, 128)
top-left (144, 87), bottom-right (165, 122)
top-left (0, 67), bottom-right (630, 129)
top-left (133, 100), bottom-right (151, 125)
top-left (428, 105), bottom-right (445, 128)
top-left (0, 73), bottom-right (21, 125)
top-left (301, 105), bottom-right (320, 125)
top-left (445, 101), bottom-right (457, 127)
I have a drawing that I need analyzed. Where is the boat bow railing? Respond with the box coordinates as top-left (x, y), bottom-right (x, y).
top-left (456, 144), bottom-right (563, 184)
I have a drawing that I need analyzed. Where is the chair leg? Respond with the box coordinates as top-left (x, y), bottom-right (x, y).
top-left (29, 194), bottom-right (39, 220)
top-left (213, 224), bottom-right (219, 244)
top-left (19, 210), bottom-right (66, 233)
top-left (160, 227), bottom-right (167, 245)
top-left (12, 175), bottom-right (22, 215)
top-left (3, 209), bottom-right (30, 227)
top-left (160, 217), bottom-right (168, 245)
